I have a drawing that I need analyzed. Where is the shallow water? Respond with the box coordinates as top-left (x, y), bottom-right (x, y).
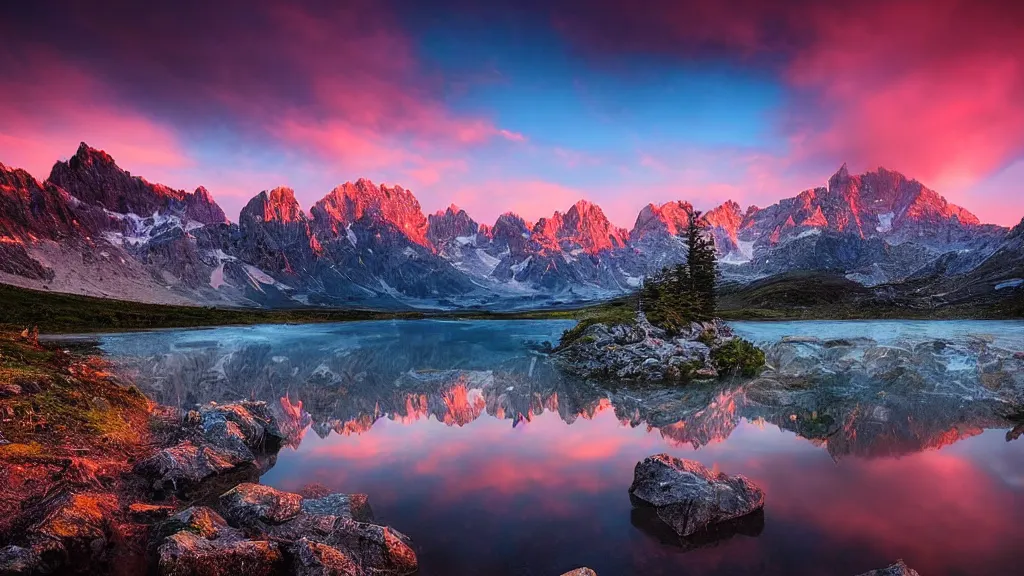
top-left (95, 319), bottom-right (1024, 576)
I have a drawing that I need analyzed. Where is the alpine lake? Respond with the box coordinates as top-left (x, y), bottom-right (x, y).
top-left (79, 319), bottom-right (1024, 576)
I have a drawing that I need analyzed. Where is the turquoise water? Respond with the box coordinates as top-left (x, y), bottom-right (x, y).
top-left (96, 320), bottom-right (1024, 575)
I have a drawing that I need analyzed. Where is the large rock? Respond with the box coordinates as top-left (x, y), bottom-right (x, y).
top-left (156, 506), bottom-right (284, 576)
top-left (147, 484), bottom-right (418, 576)
top-left (219, 483), bottom-right (303, 526)
top-left (136, 440), bottom-right (256, 492)
top-left (0, 545), bottom-right (40, 574)
top-left (291, 538), bottom-right (360, 576)
top-left (854, 559), bottom-right (921, 576)
top-left (214, 483), bottom-right (416, 576)
top-left (136, 402), bottom-right (285, 494)
top-left (322, 521), bottom-right (418, 576)
top-left (554, 314), bottom-right (759, 382)
top-left (552, 311), bottom-right (761, 379)
top-left (628, 454), bottom-right (764, 537)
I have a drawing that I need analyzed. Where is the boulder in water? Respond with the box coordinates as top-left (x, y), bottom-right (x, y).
top-left (628, 454), bottom-right (764, 537)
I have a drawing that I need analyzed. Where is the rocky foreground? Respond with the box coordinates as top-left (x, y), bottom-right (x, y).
top-left (0, 331), bottom-right (419, 575)
top-left (0, 398), bottom-right (418, 575)
top-left (552, 312), bottom-right (764, 381)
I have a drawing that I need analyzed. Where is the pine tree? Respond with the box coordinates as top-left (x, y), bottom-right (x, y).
top-left (683, 208), bottom-right (717, 319)
top-left (639, 209), bottom-right (719, 332)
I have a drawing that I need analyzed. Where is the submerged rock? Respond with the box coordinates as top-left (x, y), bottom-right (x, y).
top-left (854, 559), bottom-right (921, 576)
top-left (628, 454), bottom-right (764, 537)
top-left (630, 504), bottom-right (765, 551)
top-left (758, 333), bottom-right (1024, 408)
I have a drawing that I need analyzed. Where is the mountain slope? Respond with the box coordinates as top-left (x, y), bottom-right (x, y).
top-left (0, 144), bottom-right (1016, 310)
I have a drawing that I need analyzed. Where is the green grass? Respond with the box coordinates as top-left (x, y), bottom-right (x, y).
top-left (553, 298), bottom-right (636, 350)
top-left (0, 283), bottom-right (434, 333)
top-left (0, 282), bottom-right (606, 334)
top-left (2, 268), bottom-right (1018, 335)
top-left (717, 271), bottom-right (1023, 320)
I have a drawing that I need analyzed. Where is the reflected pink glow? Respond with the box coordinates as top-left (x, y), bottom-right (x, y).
top-left (266, 405), bottom-right (1024, 575)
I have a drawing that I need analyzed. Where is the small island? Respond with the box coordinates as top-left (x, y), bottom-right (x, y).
top-left (553, 209), bottom-right (765, 382)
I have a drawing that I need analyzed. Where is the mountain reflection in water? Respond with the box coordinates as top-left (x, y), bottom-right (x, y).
top-left (94, 320), bottom-right (1024, 576)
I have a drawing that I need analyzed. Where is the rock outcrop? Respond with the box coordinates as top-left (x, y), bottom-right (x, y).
top-left (628, 454), bottom-right (765, 537)
top-left (552, 313), bottom-right (763, 381)
top-left (156, 506), bottom-right (284, 576)
top-left (136, 402), bottom-right (285, 496)
top-left (156, 484), bottom-right (417, 576)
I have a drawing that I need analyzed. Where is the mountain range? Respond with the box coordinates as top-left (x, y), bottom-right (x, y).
top-left (1, 142), bottom-right (1021, 310)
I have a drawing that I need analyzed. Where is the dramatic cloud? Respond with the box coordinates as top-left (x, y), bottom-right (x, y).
top-left (540, 0), bottom-right (1024, 217)
top-left (0, 50), bottom-right (191, 181)
top-left (0, 0), bottom-right (1020, 224)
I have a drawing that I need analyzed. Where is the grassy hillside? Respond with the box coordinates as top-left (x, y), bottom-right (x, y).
top-left (0, 283), bottom-right (426, 333)
top-left (2, 270), bottom-right (1020, 334)
top-left (718, 271), bottom-right (1024, 320)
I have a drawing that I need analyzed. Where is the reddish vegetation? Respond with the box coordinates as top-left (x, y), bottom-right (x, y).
top-left (0, 331), bottom-right (158, 548)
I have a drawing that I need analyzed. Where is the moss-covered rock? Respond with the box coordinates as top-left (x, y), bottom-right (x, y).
top-left (711, 338), bottom-right (766, 377)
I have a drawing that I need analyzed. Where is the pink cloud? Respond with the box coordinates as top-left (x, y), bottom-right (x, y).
top-left (444, 180), bottom-right (590, 226)
top-left (0, 50), bottom-right (191, 182)
top-left (548, 0), bottom-right (1024, 225)
top-left (785, 0), bottom-right (1024, 212)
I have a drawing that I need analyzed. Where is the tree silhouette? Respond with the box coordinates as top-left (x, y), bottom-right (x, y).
top-left (641, 207), bottom-right (718, 331)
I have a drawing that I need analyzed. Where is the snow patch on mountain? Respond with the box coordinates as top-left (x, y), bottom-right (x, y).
top-left (995, 278), bottom-right (1023, 290)
top-left (877, 212), bottom-right (895, 233)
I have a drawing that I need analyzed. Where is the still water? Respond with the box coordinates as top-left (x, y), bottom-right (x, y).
top-left (94, 320), bottom-right (1024, 575)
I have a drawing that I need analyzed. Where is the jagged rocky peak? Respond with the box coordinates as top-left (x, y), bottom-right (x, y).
top-left (828, 161), bottom-right (851, 189)
top-left (746, 164), bottom-right (991, 246)
top-left (184, 186), bottom-right (228, 225)
top-left (560, 199), bottom-right (628, 253)
top-left (1009, 217), bottom-right (1024, 239)
top-left (0, 163), bottom-right (77, 240)
top-left (240, 187), bottom-right (306, 225)
top-left (705, 200), bottom-right (743, 230)
top-left (705, 200), bottom-right (748, 253)
top-left (311, 178), bottom-right (430, 246)
top-left (47, 142), bottom-right (229, 228)
top-left (49, 142), bottom-right (181, 215)
top-left (487, 211), bottom-right (533, 252)
top-left (631, 200), bottom-right (694, 239)
top-left (427, 204), bottom-right (479, 245)
top-left (0, 161), bottom-right (41, 191)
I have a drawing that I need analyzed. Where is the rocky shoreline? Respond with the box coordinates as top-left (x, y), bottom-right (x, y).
top-left (0, 397), bottom-right (418, 575)
top-left (0, 331), bottom-right (421, 575)
top-left (552, 312), bottom-right (764, 381)
top-left (0, 328), bottom-right (956, 575)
